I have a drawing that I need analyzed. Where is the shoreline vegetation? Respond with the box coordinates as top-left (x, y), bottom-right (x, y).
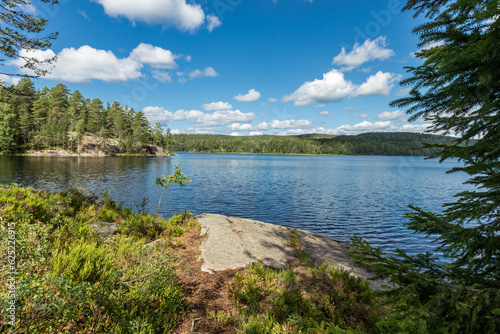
top-left (169, 132), bottom-right (472, 157)
top-left (0, 79), bottom-right (472, 158)
top-left (1, 184), bottom-right (386, 333)
top-left (6, 131), bottom-right (474, 158)
top-left (0, 80), bottom-right (172, 156)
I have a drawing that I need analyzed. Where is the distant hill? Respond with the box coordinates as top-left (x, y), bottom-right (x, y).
top-left (170, 132), bottom-right (470, 156)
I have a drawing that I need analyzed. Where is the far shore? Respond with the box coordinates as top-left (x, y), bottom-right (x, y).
top-left (15, 148), bottom-right (174, 157)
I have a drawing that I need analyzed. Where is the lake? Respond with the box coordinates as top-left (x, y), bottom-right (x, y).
top-left (0, 153), bottom-right (469, 255)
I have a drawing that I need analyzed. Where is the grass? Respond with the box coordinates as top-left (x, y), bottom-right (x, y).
top-left (1, 184), bottom-right (386, 333)
top-left (222, 228), bottom-right (384, 333)
top-left (0, 184), bottom-right (193, 333)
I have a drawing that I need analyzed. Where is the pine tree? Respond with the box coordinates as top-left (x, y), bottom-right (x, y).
top-left (87, 98), bottom-right (104, 134)
top-left (0, 88), bottom-right (18, 153)
top-left (350, 1), bottom-right (500, 333)
top-left (12, 78), bottom-right (35, 146)
top-left (0, 1), bottom-right (58, 83)
top-left (48, 83), bottom-right (69, 123)
top-left (68, 90), bottom-right (84, 131)
top-left (107, 101), bottom-right (125, 139)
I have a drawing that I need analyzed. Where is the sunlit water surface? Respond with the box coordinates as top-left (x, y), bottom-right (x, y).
top-left (0, 153), bottom-right (469, 255)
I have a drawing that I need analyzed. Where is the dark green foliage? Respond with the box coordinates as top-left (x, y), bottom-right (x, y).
top-left (0, 79), bottom-right (172, 154)
top-left (350, 1), bottom-right (500, 333)
top-left (170, 132), bottom-right (468, 156)
top-left (0, 0), bottom-right (58, 80)
top-left (230, 262), bottom-right (381, 333)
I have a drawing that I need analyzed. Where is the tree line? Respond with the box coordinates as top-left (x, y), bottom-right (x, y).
top-left (170, 132), bottom-right (467, 156)
top-left (0, 79), bottom-right (171, 154)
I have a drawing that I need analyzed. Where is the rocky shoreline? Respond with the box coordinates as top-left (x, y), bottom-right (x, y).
top-left (25, 135), bottom-right (170, 157)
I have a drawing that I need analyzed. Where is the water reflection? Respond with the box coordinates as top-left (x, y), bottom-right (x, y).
top-left (0, 154), bottom-right (469, 255)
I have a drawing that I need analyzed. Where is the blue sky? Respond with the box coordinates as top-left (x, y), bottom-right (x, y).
top-left (3, 0), bottom-right (432, 136)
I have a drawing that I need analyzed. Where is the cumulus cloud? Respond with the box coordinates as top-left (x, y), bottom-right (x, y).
top-left (229, 119), bottom-right (313, 131)
top-left (268, 97), bottom-right (278, 103)
top-left (10, 47), bottom-right (143, 83)
top-left (319, 111), bottom-right (330, 116)
top-left (152, 70), bottom-right (172, 83)
top-left (207, 14), bottom-right (222, 32)
top-left (355, 71), bottom-right (401, 96)
top-left (94, 0), bottom-right (206, 31)
top-left (250, 131), bottom-right (263, 136)
top-left (273, 69), bottom-right (404, 106)
top-left (274, 120), bottom-right (431, 136)
top-left (202, 101), bottom-right (233, 111)
top-left (234, 89), bottom-right (261, 102)
top-left (350, 114), bottom-right (368, 119)
top-left (10, 44), bottom-right (216, 84)
top-left (376, 110), bottom-right (406, 121)
top-left (143, 106), bottom-right (255, 127)
top-left (0, 74), bottom-right (20, 85)
top-left (187, 67), bottom-right (218, 80)
top-left (333, 36), bottom-right (395, 71)
top-left (130, 43), bottom-right (178, 69)
top-left (282, 69), bottom-right (356, 106)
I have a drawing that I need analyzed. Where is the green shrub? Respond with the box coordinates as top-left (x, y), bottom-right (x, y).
top-left (0, 185), bottom-right (189, 333)
top-left (230, 262), bottom-right (381, 333)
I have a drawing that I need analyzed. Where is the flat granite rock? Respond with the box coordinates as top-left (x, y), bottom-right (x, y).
top-left (196, 213), bottom-right (392, 290)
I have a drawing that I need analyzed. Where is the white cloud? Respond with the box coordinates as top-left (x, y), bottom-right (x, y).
top-left (130, 43), bottom-right (178, 69)
top-left (78, 9), bottom-right (91, 21)
top-left (376, 110), bottom-right (406, 121)
top-left (411, 41), bottom-right (445, 57)
top-left (396, 87), bottom-right (412, 96)
top-left (11, 46), bottom-right (143, 83)
top-left (230, 119), bottom-right (313, 131)
top-left (319, 111), bottom-right (330, 116)
top-left (152, 70), bottom-right (172, 83)
top-left (250, 132), bottom-right (262, 136)
top-left (234, 88), bottom-right (261, 102)
top-left (350, 114), bottom-right (368, 119)
top-left (315, 104), bottom-right (326, 108)
top-left (284, 69), bottom-right (401, 106)
top-left (143, 106), bottom-right (255, 127)
top-left (0, 74), bottom-right (20, 86)
top-left (282, 69), bottom-right (356, 106)
top-left (187, 67), bottom-right (218, 80)
top-left (198, 110), bottom-right (254, 127)
top-left (345, 106), bottom-right (357, 111)
top-left (202, 101), bottom-right (233, 111)
top-left (272, 119), bottom-right (431, 136)
top-left (333, 36), bottom-right (395, 71)
top-left (207, 14), bottom-right (222, 32)
top-left (185, 55), bottom-right (192, 62)
top-left (327, 121), bottom-right (392, 135)
top-left (230, 132), bottom-right (240, 136)
top-left (355, 71), bottom-right (401, 96)
top-left (94, 0), bottom-right (206, 31)
top-left (268, 97), bottom-right (278, 103)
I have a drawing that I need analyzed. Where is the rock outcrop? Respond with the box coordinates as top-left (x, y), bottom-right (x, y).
top-left (27, 134), bottom-right (171, 157)
top-left (196, 214), bottom-right (393, 290)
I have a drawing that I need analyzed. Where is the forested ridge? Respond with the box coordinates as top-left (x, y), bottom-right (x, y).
top-left (171, 132), bottom-right (469, 156)
top-left (0, 79), bottom-right (468, 157)
top-left (0, 79), bottom-right (171, 155)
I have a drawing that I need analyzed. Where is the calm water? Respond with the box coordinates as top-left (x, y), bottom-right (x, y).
top-left (0, 153), bottom-right (469, 255)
